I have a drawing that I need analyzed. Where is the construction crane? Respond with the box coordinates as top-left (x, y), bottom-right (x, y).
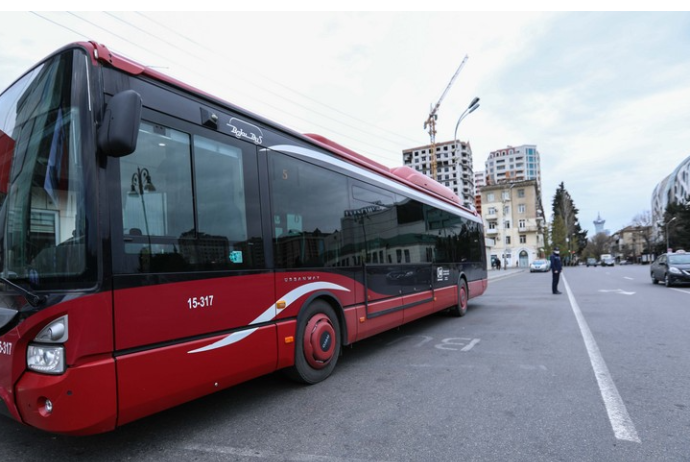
top-left (424, 55), bottom-right (469, 180)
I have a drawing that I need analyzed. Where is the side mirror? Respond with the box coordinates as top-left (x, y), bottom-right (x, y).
top-left (98, 90), bottom-right (142, 157)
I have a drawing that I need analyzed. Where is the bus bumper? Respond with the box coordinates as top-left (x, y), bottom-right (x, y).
top-left (14, 357), bottom-right (117, 435)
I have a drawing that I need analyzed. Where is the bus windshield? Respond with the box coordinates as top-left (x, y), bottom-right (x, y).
top-left (0, 49), bottom-right (89, 288)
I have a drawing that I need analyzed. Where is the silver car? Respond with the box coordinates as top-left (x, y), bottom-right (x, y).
top-left (529, 259), bottom-right (551, 273)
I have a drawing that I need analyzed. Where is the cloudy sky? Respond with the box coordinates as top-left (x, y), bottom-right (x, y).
top-left (1, 9), bottom-right (689, 237)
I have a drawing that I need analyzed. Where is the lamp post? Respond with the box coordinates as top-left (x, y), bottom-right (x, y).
top-left (665, 216), bottom-right (677, 253)
top-left (453, 97), bottom-right (480, 157)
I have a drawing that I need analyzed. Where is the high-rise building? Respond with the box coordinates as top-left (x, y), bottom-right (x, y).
top-left (484, 144), bottom-right (541, 188)
top-left (652, 154), bottom-right (690, 227)
top-left (402, 140), bottom-right (474, 208)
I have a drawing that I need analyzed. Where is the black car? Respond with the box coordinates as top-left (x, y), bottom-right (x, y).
top-left (650, 251), bottom-right (690, 287)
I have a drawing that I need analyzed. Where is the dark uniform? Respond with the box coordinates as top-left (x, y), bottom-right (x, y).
top-left (550, 248), bottom-right (563, 294)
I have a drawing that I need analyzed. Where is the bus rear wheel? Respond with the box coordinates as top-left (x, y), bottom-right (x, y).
top-left (449, 280), bottom-right (468, 317)
top-left (288, 300), bottom-right (341, 384)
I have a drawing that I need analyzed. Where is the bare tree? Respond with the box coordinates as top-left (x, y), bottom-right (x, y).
top-left (631, 210), bottom-right (655, 253)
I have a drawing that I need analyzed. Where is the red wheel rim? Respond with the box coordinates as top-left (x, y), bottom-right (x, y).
top-left (303, 313), bottom-right (336, 369)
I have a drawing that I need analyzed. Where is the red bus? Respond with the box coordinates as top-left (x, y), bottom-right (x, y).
top-left (0, 42), bottom-right (487, 435)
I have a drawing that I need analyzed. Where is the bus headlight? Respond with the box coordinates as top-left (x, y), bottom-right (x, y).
top-left (27, 316), bottom-right (69, 375)
top-left (27, 344), bottom-right (65, 375)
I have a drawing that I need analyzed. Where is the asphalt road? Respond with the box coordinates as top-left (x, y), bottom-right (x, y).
top-left (1, 264), bottom-right (689, 461)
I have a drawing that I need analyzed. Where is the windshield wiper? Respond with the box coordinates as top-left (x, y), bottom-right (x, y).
top-left (0, 277), bottom-right (46, 307)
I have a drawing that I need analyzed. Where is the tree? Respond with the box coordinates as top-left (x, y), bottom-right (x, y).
top-left (551, 182), bottom-right (588, 256)
top-left (663, 199), bottom-right (690, 252)
top-left (584, 232), bottom-right (612, 259)
top-left (630, 210), bottom-right (655, 255)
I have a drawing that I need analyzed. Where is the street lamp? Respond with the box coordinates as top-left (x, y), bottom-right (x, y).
top-left (665, 216), bottom-right (677, 253)
top-left (452, 97), bottom-right (480, 158)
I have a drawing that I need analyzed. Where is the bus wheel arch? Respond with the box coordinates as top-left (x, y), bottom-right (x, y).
top-left (287, 297), bottom-right (343, 384)
top-left (449, 275), bottom-right (468, 317)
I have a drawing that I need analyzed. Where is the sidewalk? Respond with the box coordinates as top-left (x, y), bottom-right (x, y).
top-left (488, 267), bottom-right (525, 281)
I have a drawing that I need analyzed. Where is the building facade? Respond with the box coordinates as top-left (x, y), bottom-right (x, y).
top-left (480, 180), bottom-right (545, 268)
top-left (473, 170), bottom-right (485, 214)
top-left (484, 144), bottom-right (541, 189)
top-left (402, 140), bottom-right (474, 208)
top-left (652, 154), bottom-right (690, 226)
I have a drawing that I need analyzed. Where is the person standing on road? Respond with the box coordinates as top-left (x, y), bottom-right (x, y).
top-left (550, 246), bottom-right (563, 294)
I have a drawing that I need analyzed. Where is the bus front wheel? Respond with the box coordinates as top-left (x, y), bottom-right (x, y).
top-left (288, 300), bottom-right (341, 384)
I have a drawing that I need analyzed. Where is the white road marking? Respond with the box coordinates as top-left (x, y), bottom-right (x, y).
top-left (623, 277), bottom-right (634, 280)
top-left (598, 289), bottom-right (635, 296)
top-left (563, 275), bottom-right (641, 443)
top-left (670, 288), bottom-right (690, 295)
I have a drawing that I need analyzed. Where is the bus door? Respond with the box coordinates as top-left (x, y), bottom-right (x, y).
top-left (109, 109), bottom-right (275, 425)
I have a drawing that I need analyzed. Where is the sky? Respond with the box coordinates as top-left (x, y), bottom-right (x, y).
top-left (1, 9), bottom-right (689, 238)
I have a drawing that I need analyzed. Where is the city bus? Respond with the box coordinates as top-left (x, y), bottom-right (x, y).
top-left (0, 41), bottom-right (487, 435)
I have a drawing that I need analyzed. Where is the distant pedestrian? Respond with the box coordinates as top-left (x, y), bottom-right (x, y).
top-left (550, 247), bottom-right (563, 294)
top-left (496, 258), bottom-right (501, 270)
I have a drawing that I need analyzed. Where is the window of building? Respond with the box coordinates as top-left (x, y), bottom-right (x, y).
top-left (519, 235), bottom-right (526, 244)
top-left (518, 204), bottom-right (526, 214)
top-left (506, 236), bottom-right (511, 244)
top-left (505, 220), bottom-right (510, 229)
top-left (487, 193), bottom-right (495, 201)
top-left (517, 189), bottom-right (525, 198)
top-left (518, 219), bottom-right (526, 228)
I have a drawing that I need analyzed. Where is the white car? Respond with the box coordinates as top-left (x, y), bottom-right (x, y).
top-left (530, 259), bottom-right (551, 272)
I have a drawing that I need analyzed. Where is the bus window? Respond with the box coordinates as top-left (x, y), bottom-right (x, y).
top-left (193, 134), bottom-right (262, 269)
top-left (269, 153), bottom-right (348, 268)
top-left (119, 121), bottom-right (194, 272)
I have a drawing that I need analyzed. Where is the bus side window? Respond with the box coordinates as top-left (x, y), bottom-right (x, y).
top-left (269, 152), bottom-right (348, 269)
top-left (193, 134), bottom-right (262, 270)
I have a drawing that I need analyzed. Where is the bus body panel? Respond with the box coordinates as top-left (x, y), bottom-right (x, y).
top-left (274, 271), bottom-right (358, 320)
top-left (16, 357), bottom-right (117, 435)
top-left (402, 287), bottom-right (452, 324)
top-left (469, 279), bottom-right (488, 299)
top-left (355, 304), bottom-right (403, 342)
top-left (276, 320), bottom-right (298, 369)
top-left (116, 324), bottom-right (277, 426)
top-left (113, 274), bottom-right (275, 351)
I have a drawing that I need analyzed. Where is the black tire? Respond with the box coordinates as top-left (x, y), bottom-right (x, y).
top-left (449, 279), bottom-right (468, 317)
top-left (665, 274), bottom-right (673, 287)
top-left (651, 273), bottom-right (658, 284)
top-left (286, 300), bottom-right (341, 384)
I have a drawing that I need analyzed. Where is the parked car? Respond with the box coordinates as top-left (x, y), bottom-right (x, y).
top-left (529, 259), bottom-right (551, 272)
top-left (586, 257), bottom-right (597, 267)
top-left (650, 250), bottom-right (690, 287)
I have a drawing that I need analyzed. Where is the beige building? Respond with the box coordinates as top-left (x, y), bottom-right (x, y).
top-left (480, 179), bottom-right (545, 268)
top-left (612, 225), bottom-right (652, 263)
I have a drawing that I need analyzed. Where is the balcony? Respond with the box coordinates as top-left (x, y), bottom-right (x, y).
top-left (486, 228), bottom-right (499, 236)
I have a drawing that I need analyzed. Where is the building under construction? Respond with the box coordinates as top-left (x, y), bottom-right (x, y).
top-left (402, 139), bottom-right (475, 209)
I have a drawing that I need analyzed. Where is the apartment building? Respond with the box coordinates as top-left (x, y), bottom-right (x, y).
top-left (485, 144), bottom-right (541, 189)
top-left (474, 170), bottom-right (485, 213)
top-left (480, 179), bottom-right (545, 268)
top-left (402, 140), bottom-right (474, 208)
